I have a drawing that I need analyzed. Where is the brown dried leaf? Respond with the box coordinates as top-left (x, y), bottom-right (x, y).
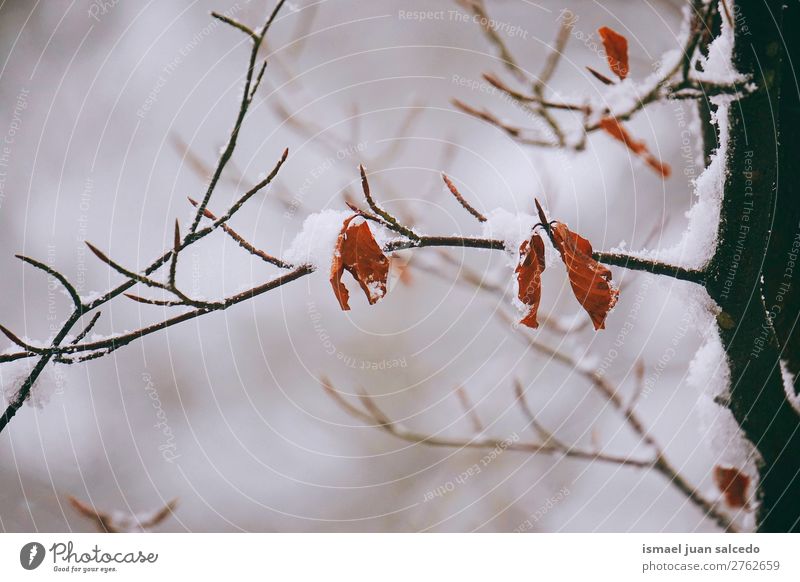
top-left (515, 234), bottom-right (546, 329)
top-left (330, 215), bottom-right (390, 310)
top-left (550, 222), bottom-right (619, 330)
top-left (713, 466), bottom-right (751, 509)
top-left (599, 117), bottom-right (672, 178)
top-left (598, 26), bottom-right (629, 80)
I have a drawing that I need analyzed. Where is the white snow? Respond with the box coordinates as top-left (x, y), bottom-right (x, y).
top-left (690, 334), bottom-right (758, 504)
top-left (694, 8), bottom-right (748, 86)
top-left (481, 208), bottom-right (538, 265)
top-left (687, 99), bottom-right (707, 170)
top-left (780, 360), bottom-right (800, 415)
top-left (0, 357), bottom-right (57, 409)
top-left (688, 302), bottom-right (760, 526)
top-left (688, 329), bottom-right (729, 402)
top-left (608, 5), bottom-right (746, 270)
top-left (79, 291), bottom-right (103, 304)
top-left (284, 210), bottom-right (353, 272)
top-left (616, 113), bottom-right (728, 270)
top-left (1, 358), bottom-right (32, 405)
top-left (284, 211), bottom-right (399, 275)
top-left (366, 280), bottom-right (386, 302)
top-left (28, 373), bottom-right (57, 408)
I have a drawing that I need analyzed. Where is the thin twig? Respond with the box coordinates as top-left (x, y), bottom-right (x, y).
top-left (626, 358), bottom-right (646, 416)
top-left (85, 242), bottom-right (171, 292)
top-left (189, 0), bottom-right (288, 233)
top-left (442, 174), bottom-right (486, 222)
top-left (27, 266), bottom-right (313, 358)
top-left (123, 294), bottom-right (197, 308)
top-left (16, 254), bottom-right (83, 310)
top-left (324, 378), bottom-right (652, 468)
top-left (535, 20), bottom-right (571, 91)
top-left (249, 59), bottom-right (269, 102)
top-left (209, 148), bottom-right (289, 229)
top-left (513, 379), bottom-right (567, 449)
top-left (451, 98), bottom-right (558, 148)
top-left (188, 197), bottom-right (292, 269)
top-left (531, 19), bottom-right (572, 146)
top-left (0, 324), bottom-right (44, 354)
top-left (211, 11), bottom-right (260, 42)
top-left (70, 312), bottom-right (102, 345)
top-left (454, 385), bottom-right (485, 433)
top-left (457, 0), bottom-right (527, 83)
top-left (359, 165), bottom-right (419, 240)
top-left (168, 220), bottom-right (180, 290)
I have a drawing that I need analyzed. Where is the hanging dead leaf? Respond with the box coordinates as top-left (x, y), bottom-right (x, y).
top-left (713, 466), bottom-right (751, 509)
top-left (598, 26), bottom-right (629, 80)
top-left (330, 215), bottom-right (390, 311)
top-left (599, 117), bottom-right (672, 178)
top-left (515, 234), bottom-right (546, 329)
top-left (550, 222), bottom-right (619, 330)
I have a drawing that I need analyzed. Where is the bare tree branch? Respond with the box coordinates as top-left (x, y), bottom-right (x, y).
top-left (442, 174), bottom-right (487, 222)
top-left (323, 378), bottom-right (652, 469)
top-left (189, 0), bottom-right (288, 233)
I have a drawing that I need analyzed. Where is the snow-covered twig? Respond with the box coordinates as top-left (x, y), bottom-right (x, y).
top-left (454, 0), bottom-right (744, 151)
top-left (0, 217), bottom-right (704, 369)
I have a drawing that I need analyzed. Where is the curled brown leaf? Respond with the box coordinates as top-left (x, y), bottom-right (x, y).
top-left (330, 215), bottom-right (390, 311)
top-left (551, 222), bottom-right (619, 330)
top-left (515, 234), bottom-right (546, 329)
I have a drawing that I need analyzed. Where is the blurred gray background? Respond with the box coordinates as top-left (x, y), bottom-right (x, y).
top-left (0, 0), bottom-right (723, 532)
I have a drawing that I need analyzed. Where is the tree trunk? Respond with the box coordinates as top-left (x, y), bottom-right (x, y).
top-left (707, 0), bottom-right (800, 533)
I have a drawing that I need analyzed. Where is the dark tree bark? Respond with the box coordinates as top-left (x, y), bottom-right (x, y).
top-left (707, 0), bottom-right (800, 532)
